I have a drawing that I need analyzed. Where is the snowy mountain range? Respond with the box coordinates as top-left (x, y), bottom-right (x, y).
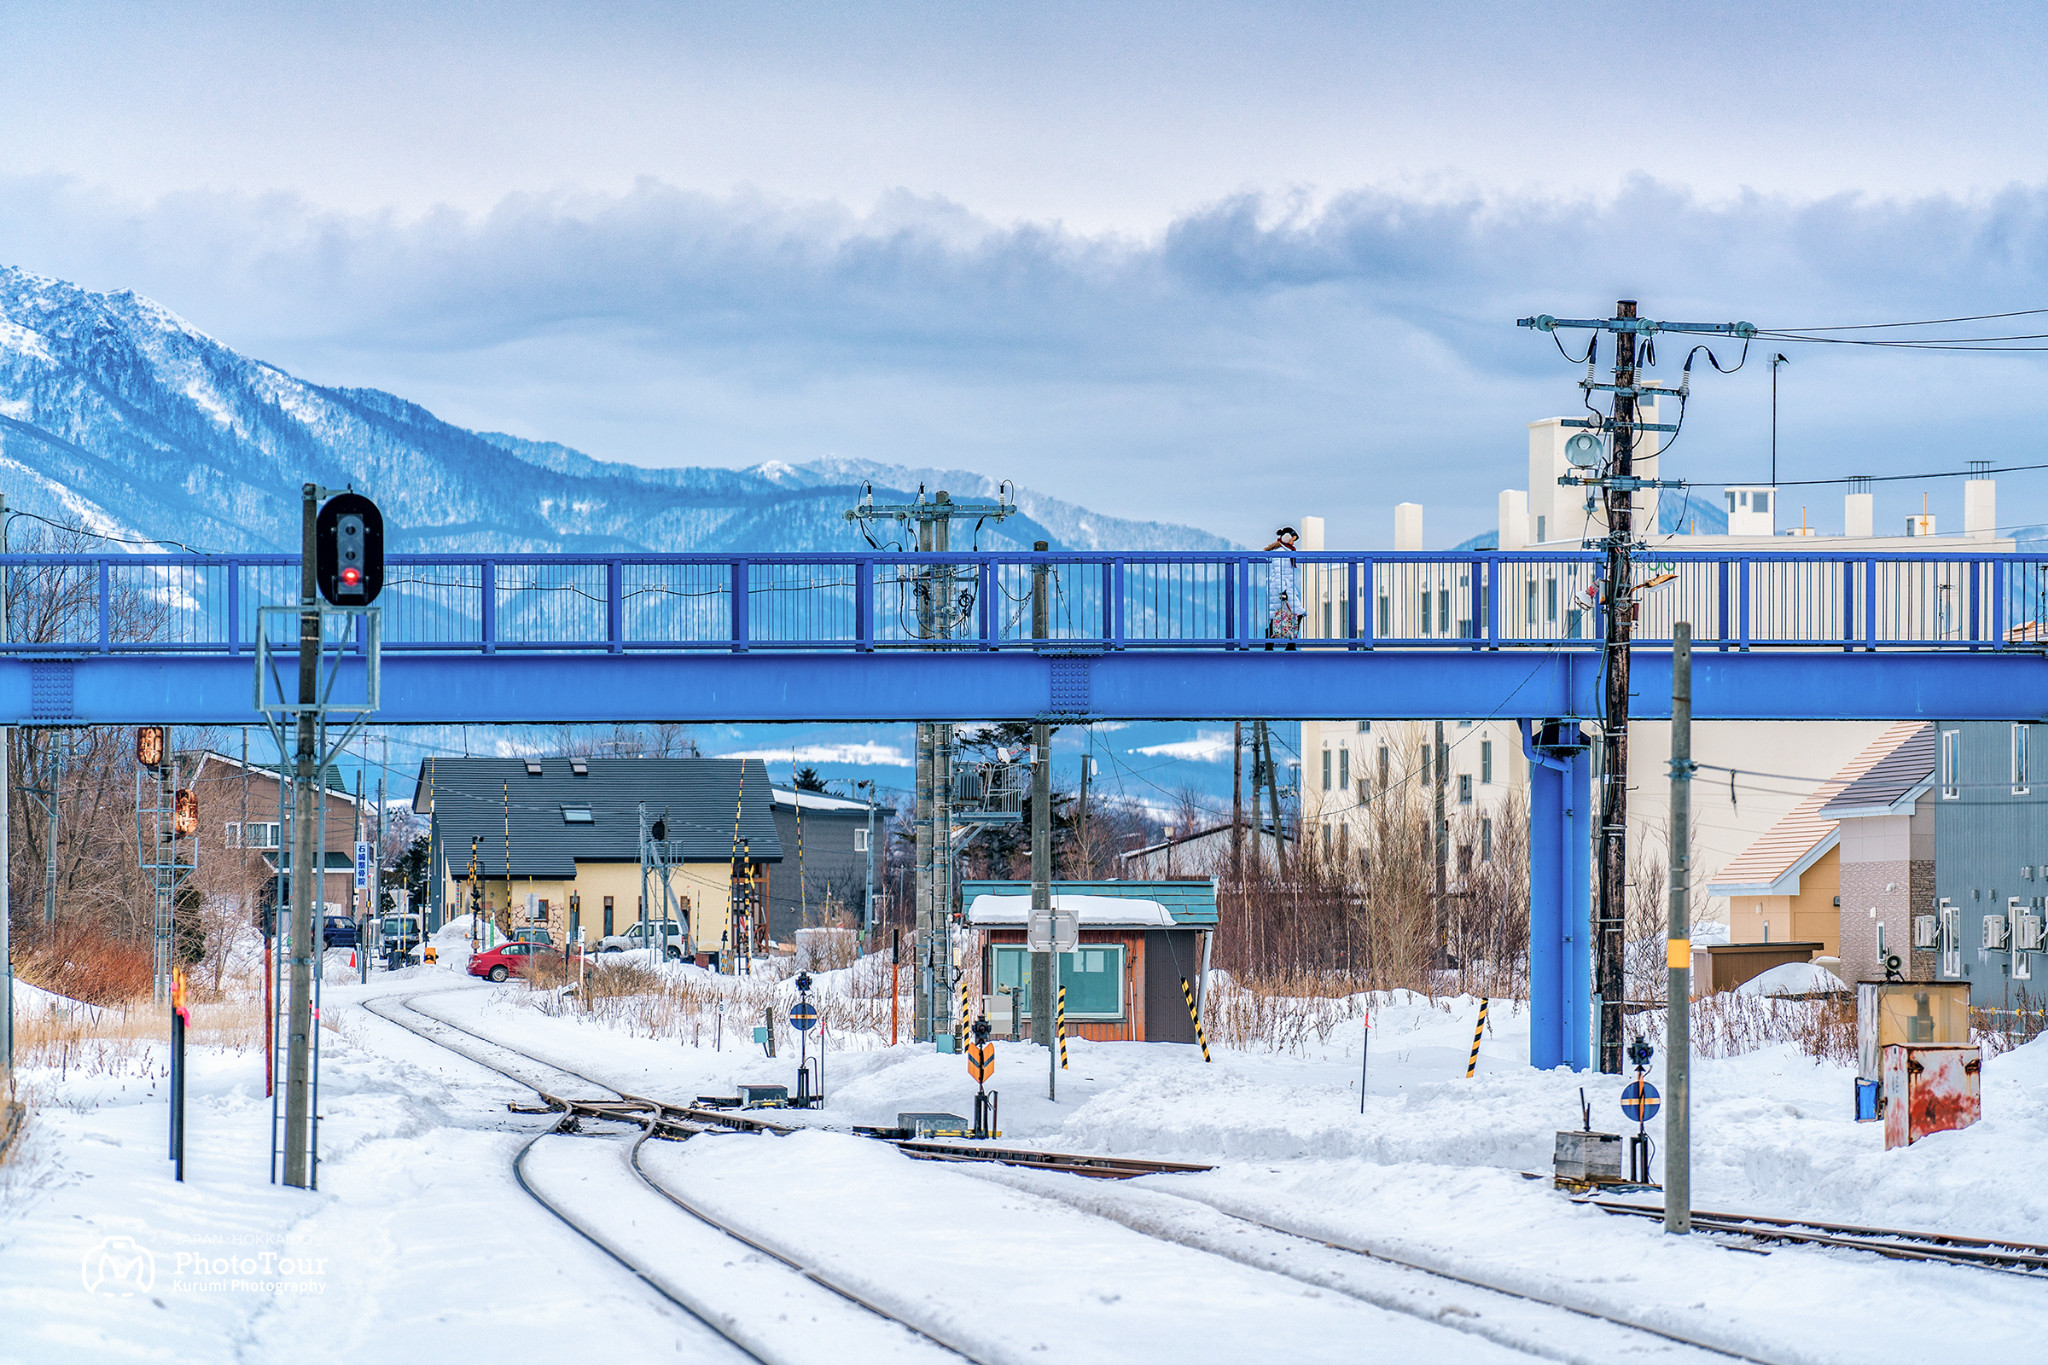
top-left (0, 266), bottom-right (1233, 556)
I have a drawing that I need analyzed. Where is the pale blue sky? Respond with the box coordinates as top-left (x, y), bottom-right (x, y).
top-left (4, 1), bottom-right (2047, 545)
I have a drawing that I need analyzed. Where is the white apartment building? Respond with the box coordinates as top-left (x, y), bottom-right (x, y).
top-left (1294, 417), bottom-right (2015, 933)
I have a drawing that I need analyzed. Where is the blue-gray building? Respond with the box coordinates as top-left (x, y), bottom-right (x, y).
top-left (1931, 722), bottom-right (2048, 1006)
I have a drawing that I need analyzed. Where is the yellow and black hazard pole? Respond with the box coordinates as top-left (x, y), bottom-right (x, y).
top-left (958, 977), bottom-right (972, 1053)
top-left (1056, 985), bottom-right (1069, 1070)
top-left (1179, 977), bottom-right (1212, 1063)
top-left (1465, 998), bottom-right (1489, 1078)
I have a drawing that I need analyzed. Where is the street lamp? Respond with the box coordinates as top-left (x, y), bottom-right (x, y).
top-left (1770, 353), bottom-right (1790, 488)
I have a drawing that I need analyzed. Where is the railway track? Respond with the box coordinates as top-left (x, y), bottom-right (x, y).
top-left (1590, 1199), bottom-right (2048, 1275)
top-left (362, 990), bottom-right (977, 1364)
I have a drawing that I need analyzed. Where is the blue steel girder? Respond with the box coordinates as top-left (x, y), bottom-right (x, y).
top-left (3, 647), bottom-right (2046, 725)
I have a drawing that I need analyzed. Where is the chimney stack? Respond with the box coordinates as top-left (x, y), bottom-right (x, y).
top-left (1394, 503), bottom-right (1423, 551)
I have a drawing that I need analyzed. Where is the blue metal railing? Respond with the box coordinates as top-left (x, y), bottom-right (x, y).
top-left (1, 549), bottom-right (2043, 655)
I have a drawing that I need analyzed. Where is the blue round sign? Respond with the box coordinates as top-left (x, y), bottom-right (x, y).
top-left (790, 1001), bottom-right (818, 1032)
top-left (1620, 1080), bottom-right (1661, 1122)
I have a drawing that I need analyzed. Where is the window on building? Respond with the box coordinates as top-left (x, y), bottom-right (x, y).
top-left (1421, 590), bottom-right (1431, 634)
top-left (1536, 515), bottom-right (1546, 542)
top-left (1546, 578), bottom-right (1558, 623)
top-left (1421, 743), bottom-right (1432, 785)
top-left (244, 822), bottom-right (281, 849)
top-left (1377, 595), bottom-right (1389, 636)
top-left (1481, 740), bottom-right (1493, 784)
top-left (1458, 774), bottom-right (1473, 804)
top-left (1438, 589), bottom-right (1450, 634)
top-left (1481, 817), bottom-right (1493, 862)
top-left (1356, 721), bottom-right (1371, 734)
top-left (1378, 746), bottom-right (1389, 789)
top-left (1321, 749), bottom-right (1332, 791)
top-left (224, 822), bottom-right (240, 848)
top-left (854, 827), bottom-right (870, 852)
top-left (1357, 777), bottom-right (1370, 804)
top-left (1320, 824), bottom-right (1331, 856)
top-left (989, 945), bottom-right (1125, 1020)
top-left (1941, 729), bottom-right (1960, 799)
top-left (1526, 580), bottom-right (1538, 627)
top-left (1754, 491), bottom-right (1770, 513)
top-left (1323, 600), bottom-right (1333, 638)
top-left (561, 805), bottom-right (594, 823)
top-left (1457, 844), bottom-right (1472, 875)
top-left (1338, 747), bottom-right (1350, 791)
top-left (2015, 725), bottom-right (2030, 795)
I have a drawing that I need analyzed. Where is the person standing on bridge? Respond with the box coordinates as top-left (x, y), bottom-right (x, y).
top-left (1264, 526), bottom-right (1301, 650)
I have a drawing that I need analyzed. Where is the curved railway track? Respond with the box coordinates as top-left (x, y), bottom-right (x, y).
top-left (361, 990), bottom-right (981, 1365)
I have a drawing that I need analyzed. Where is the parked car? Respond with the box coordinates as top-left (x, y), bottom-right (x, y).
top-left (512, 927), bottom-right (553, 946)
top-left (468, 939), bottom-right (583, 983)
top-left (322, 915), bottom-right (360, 949)
top-left (379, 913), bottom-right (424, 958)
top-left (597, 919), bottom-right (687, 960)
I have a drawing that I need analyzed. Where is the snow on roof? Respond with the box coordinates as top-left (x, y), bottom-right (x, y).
top-left (1737, 961), bottom-right (1850, 997)
top-left (966, 894), bottom-right (1175, 927)
top-left (1709, 721), bottom-right (1927, 897)
top-left (771, 787), bottom-right (873, 813)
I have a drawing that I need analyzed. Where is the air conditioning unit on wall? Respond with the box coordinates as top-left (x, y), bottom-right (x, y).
top-left (1984, 915), bottom-right (2010, 949)
top-left (1912, 914), bottom-right (1938, 948)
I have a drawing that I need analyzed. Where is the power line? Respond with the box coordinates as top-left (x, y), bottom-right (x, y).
top-left (1766, 307), bottom-right (2048, 332)
top-left (4, 508), bottom-right (219, 555)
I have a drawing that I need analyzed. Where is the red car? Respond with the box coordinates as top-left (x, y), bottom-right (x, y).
top-left (468, 940), bottom-right (583, 982)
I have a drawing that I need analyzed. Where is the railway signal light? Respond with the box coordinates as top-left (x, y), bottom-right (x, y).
top-left (136, 725), bottom-right (165, 770)
top-left (315, 492), bottom-right (384, 606)
top-left (173, 788), bottom-right (198, 836)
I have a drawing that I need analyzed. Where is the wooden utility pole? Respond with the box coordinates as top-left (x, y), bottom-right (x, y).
top-left (1596, 299), bottom-right (1639, 1076)
top-left (1030, 544), bottom-right (1054, 1097)
top-left (283, 484), bottom-right (320, 1187)
top-left (1433, 719), bottom-right (1448, 958)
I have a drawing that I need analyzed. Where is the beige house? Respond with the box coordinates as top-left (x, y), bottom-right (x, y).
top-left (413, 757), bottom-right (781, 963)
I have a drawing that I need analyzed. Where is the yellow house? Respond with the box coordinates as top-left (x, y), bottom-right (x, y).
top-left (1708, 722), bottom-right (1926, 961)
top-left (413, 756), bottom-right (781, 966)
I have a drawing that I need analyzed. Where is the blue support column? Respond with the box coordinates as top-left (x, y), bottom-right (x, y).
top-left (1522, 719), bottom-right (1592, 1073)
top-left (1566, 743), bottom-right (1593, 1073)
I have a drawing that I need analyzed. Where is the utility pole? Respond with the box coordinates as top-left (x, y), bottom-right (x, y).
top-left (1519, 304), bottom-right (1753, 1074)
top-left (1030, 543), bottom-right (1054, 1097)
top-left (1231, 721), bottom-right (1245, 883)
top-left (284, 484), bottom-right (320, 1187)
top-left (1257, 722), bottom-right (1287, 878)
top-left (844, 485), bottom-right (1015, 1046)
top-left (1666, 622), bottom-right (1694, 1235)
top-left (1433, 719), bottom-right (1448, 959)
top-left (1770, 353), bottom-right (1789, 489)
top-left (0, 489), bottom-right (10, 1073)
top-left (860, 780), bottom-right (877, 936)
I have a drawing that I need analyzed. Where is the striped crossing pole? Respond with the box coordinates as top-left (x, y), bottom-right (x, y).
top-left (1179, 977), bottom-right (1212, 1063)
top-left (1465, 999), bottom-right (1489, 1078)
top-left (958, 977), bottom-right (972, 1051)
top-left (1056, 985), bottom-right (1069, 1070)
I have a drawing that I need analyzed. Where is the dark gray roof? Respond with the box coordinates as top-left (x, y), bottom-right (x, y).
top-left (414, 758), bottom-right (783, 878)
top-left (1818, 724), bottom-right (1935, 818)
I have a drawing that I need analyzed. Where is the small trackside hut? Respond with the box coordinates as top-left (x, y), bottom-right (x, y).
top-left (962, 880), bottom-right (1218, 1044)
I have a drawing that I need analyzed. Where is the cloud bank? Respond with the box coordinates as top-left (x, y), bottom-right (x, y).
top-left (5, 174), bottom-right (2048, 545)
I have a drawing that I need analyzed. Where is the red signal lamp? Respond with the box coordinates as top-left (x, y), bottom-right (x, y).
top-left (341, 566), bottom-right (363, 587)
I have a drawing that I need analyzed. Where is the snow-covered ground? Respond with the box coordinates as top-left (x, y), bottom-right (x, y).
top-left (2, 938), bottom-right (2043, 1364)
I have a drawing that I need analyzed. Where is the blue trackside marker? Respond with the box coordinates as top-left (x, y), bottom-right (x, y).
top-left (1621, 1080), bottom-right (1661, 1123)
top-left (790, 1001), bottom-right (818, 1032)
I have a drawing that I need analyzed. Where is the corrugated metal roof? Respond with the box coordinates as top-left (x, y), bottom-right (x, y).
top-left (959, 879), bottom-right (1218, 926)
top-left (415, 758), bottom-right (782, 878)
top-left (1817, 725), bottom-right (1935, 818)
top-left (1709, 721), bottom-right (1926, 896)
